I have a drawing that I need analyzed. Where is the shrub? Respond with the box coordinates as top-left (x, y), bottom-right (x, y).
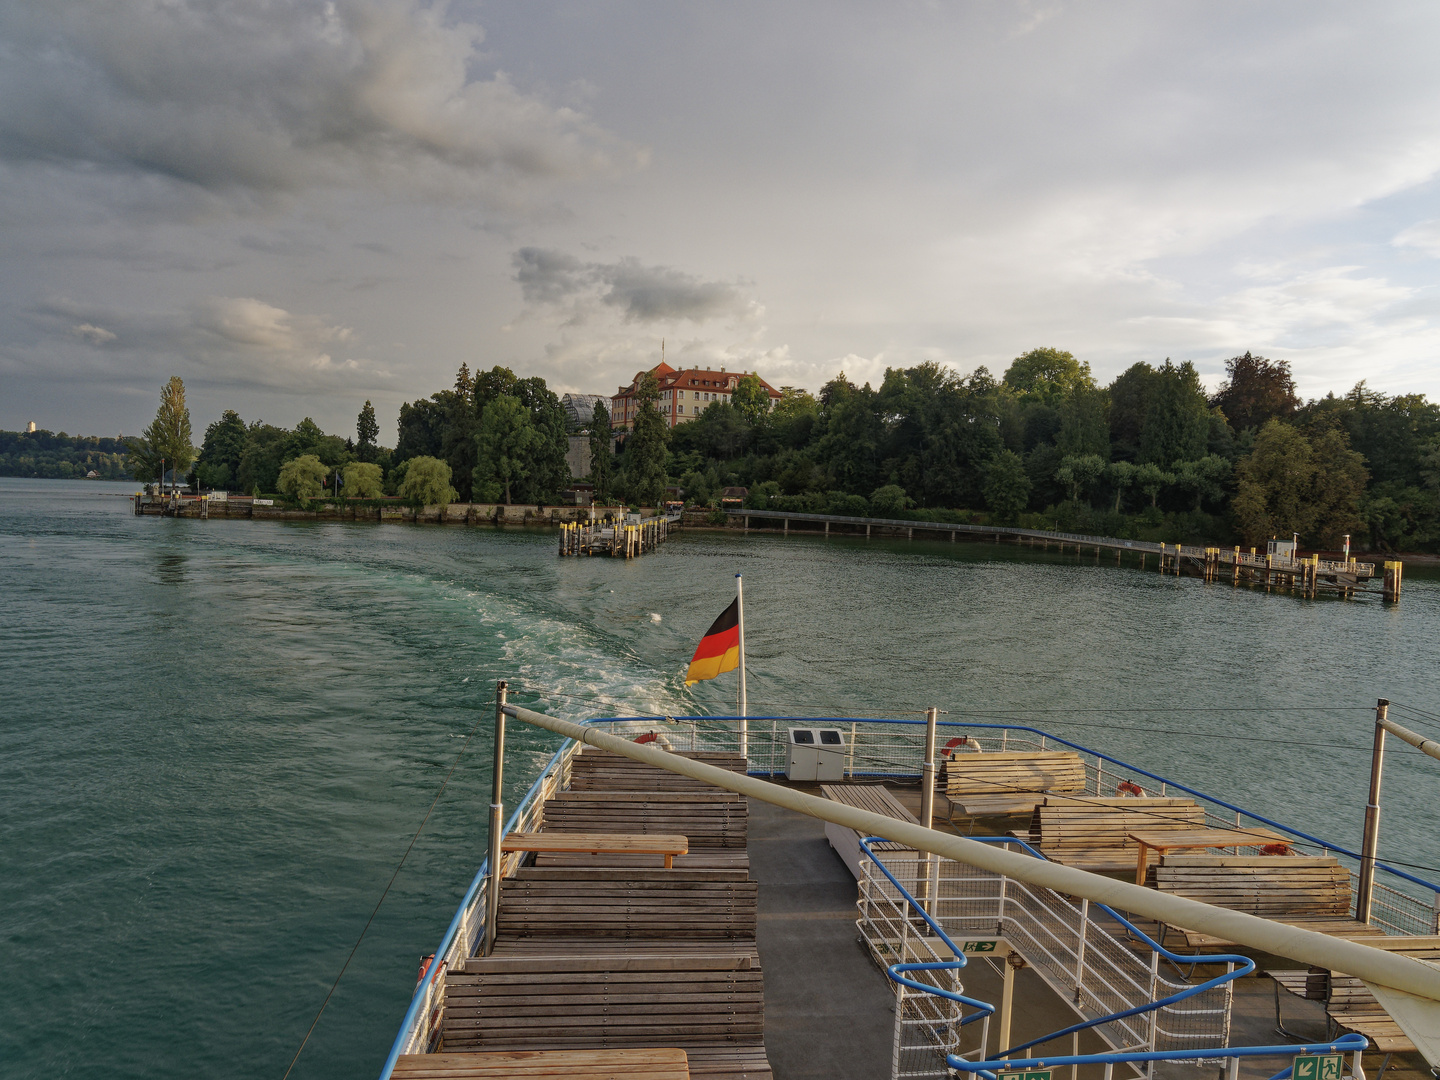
top-left (868, 484), bottom-right (912, 516)
top-left (398, 456), bottom-right (458, 505)
top-left (277, 454), bottom-right (326, 501)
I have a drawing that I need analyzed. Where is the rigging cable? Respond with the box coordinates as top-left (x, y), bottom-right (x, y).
top-left (279, 702), bottom-right (492, 1080)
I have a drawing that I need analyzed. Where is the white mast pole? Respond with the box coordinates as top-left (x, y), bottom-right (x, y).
top-left (736, 573), bottom-right (747, 761)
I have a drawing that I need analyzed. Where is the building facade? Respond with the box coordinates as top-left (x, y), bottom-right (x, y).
top-left (611, 363), bottom-right (782, 431)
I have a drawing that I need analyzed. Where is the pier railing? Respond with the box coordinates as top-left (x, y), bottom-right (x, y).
top-left (725, 510), bottom-right (1376, 576)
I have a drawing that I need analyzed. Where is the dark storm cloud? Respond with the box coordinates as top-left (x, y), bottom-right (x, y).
top-left (0, 0), bottom-right (629, 196)
top-left (513, 248), bottom-right (750, 323)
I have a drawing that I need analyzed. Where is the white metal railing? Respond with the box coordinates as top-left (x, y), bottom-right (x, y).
top-left (672, 717), bottom-right (1437, 937)
top-left (389, 734), bottom-right (586, 1059)
top-left (859, 852), bottom-right (1233, 1080)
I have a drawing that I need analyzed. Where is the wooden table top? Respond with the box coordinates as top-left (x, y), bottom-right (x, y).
top-left (394, 1047), bottom-right (690, 1079)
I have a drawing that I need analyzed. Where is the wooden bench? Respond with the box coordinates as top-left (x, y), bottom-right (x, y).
top-left (1026, 797), bottom-right (1203, 872)
top-left (393, 1047), bottom-right (690, 1080)
top-left (503, 831), bottom-right (689, 868)
top-left (1269, 937), bottom-right (1440, 1057)
top-left (497, 875), bottom-right (758, 940)
top-left (819, 783), bottom-right (919, 879)
top-left (544, 791), bottom-right (748, 850)
top-left (569, 750), bottom-right (748, 792)
top-left (442, 954), bottom-right (771, 1080)
top-left (943, 751), bottom-right (1088, 800)
top-left (951, 793), bottom-right (1053, 820)
top-left (1153, 854), bottom-right (1377, 948)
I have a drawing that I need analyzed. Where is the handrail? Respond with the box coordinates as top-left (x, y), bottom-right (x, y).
top-left (856, 836), bottom-right (995, 1023)
top-left (957, 835), bottom-right (1254, 1058)
top-left (377, 735), bottom-right (576, 1079)
top-left (382, 711), bottom-right (1436, 1077)
top-left (946, 1033), bottom-right (1369, 1080)
top-left (661, 713), bottom-right (1439, 898)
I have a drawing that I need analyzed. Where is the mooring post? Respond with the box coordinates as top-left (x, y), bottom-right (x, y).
top-left (1357, 699), bottom-right (1388, 924)
top-left (483, 679), bottom-right (508, 955)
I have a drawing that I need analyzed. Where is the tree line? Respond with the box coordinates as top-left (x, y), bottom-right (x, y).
top-left (118, 349), bottom-right (1440, 552)
top-left (0, 429), bottom-right (131, 480)
top-left (666, 349), bottom-right (1440, 553)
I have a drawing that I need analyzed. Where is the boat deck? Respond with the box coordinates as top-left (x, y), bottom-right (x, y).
top-left (400, 743), bottom-right (1436, 1080)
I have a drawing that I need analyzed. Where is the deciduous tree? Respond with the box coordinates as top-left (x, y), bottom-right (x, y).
top-left (341, 461), bottom-right (384, 498)
top-left (731, 374), bottom-right (770, 424)
top-left (1002, 347), bottom-right (1095, 404)
top-left (277, 454), bottom-right (326, 501)
top-left (398, 456), bottom-right (458, 505)
top-left (473, 395), bottom-right (542, 504)
top-left (1212, 352), bottom-right (1299, 432)
top-left (983, 450), bottom-right (1031, 524)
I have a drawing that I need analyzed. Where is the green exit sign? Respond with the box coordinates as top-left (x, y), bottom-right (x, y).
top-left (1293, 1054), bottom-right (1343, 1080)
top-left (961, 940), bottom-right (998, 952)
top-left (999, 1070), bottom-right (1050, 1080)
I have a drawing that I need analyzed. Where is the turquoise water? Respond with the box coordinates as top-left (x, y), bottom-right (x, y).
top-left (3, 477), bottom-right (1439, 1079)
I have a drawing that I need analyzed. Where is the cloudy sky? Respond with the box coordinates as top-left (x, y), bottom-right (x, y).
top-left (4, 1), bottom-right (1440, 441)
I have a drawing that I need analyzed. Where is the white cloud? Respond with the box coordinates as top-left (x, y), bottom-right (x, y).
top-left (21, 296), bottom-right (390, 393)
top-left (0, 1), bottom-right (634, 199)
top-left (1393, 220), bottom-right (1440, 258)
top-left (71, 323), bottom-right (116, 345)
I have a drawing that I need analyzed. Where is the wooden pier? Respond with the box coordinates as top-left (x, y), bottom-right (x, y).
top-left (558, 515), bottom-right (679, 559)
top-left (725, 508), bottom-right (1394, 600)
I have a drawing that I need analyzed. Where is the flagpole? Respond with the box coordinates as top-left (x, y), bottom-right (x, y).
top-left (735, 573), bottom-right (747, 761)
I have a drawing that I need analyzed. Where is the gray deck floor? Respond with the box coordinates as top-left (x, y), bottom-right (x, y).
top-left (748, 795), bottom-right (896, 1080)
top-left (747, 795), bottom-right (1113, 1080)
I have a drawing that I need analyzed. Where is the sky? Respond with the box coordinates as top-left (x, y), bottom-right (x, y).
top-left (3, 1), bottom-right (1440, 442)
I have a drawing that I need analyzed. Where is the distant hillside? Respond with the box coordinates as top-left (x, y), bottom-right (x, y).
top-left (0, 429), bottom-right (132, 480)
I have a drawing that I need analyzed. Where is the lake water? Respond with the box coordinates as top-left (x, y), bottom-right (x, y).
top-left (3, 477), bottom-right (1439, 1079)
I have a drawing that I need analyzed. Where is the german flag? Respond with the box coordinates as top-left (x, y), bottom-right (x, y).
top-left (684, 598), bottom-right (741, 685)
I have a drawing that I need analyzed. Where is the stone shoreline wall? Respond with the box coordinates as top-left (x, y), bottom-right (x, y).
top-left (137, 498), bottom-right (640, 525)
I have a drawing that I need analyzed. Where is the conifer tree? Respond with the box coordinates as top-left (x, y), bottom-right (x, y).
top-left (356, 400), bottom-right (379, 462)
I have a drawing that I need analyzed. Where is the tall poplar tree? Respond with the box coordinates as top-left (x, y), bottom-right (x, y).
top-left (624, 372), bottom-right (670, 506)
top-left (589, 399), bottom-right (614, 504)
top-left (127, 376), bottom-right (195, 485)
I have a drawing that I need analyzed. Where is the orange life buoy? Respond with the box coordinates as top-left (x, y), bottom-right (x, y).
top-left (634, 732), bottom-right (659, 744)
top-left (417, 954), bottom-right (436, 985)
top-left (1116, 780), bottom-right (1144, 797)
top-left (940, 737), bottom-right (968, 758)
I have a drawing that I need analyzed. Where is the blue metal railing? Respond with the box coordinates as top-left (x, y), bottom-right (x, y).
top-left (666, 713), bottom-right (1439, 901)
top-left (947, 1034), bottom-right (1369, 1080)
top-left (854, 836), bottom-right (995, 1025)
top-left (858, 836), bottom-right (1253, 1061)
top-left (858, 835), bottom-right (1368, 1080)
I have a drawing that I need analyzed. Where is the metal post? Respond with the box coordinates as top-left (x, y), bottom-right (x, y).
top-left (483, 680), bottom-right (508, 955)
top-left (1074, 898), bottom-right (1089, 1002)
top-left (1357, 699), bottom-right (1388, 924)
top-left (998, 955), bottom-right (1016, 1059)
top-left (918, 707), bottom-right (938, 911)
top-left (735, 574), bottom-right (748, 761)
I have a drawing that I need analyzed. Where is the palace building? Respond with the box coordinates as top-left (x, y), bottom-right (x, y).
top-left (610, 363), bottom-right (781, 431)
